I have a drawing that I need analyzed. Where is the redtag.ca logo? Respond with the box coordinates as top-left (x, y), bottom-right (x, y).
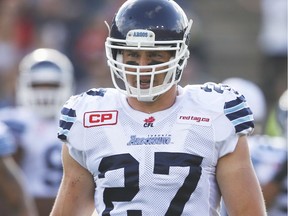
top-left (84, 110), bottom-right (118, 127)
top-left (177, 114), bottom-right (211, 126)
top-left (179, 116), bottom-right (210, 122)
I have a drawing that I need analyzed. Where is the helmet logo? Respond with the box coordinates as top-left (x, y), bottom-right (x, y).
top-left (126, 30), bottom-right (155, 46)
top-left (133, 32), bottom-right (148, 37)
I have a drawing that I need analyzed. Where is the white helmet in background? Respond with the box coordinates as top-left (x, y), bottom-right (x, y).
top-left (222, 77), bottom-right (267, 123)
top-left (17, 48), bottom-right (74, 119)
top-left (277, 89), bottom-right (288, 136)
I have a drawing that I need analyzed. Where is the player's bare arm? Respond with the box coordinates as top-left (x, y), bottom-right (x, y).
top-left (216, 135), bottom-right (267, 216)
top-left (50, 144), bottom-right (95, 216)
top-left (0, 156), bottom-right (38, 216)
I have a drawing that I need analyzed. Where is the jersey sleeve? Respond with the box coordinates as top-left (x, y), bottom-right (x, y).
top-left (58, 94), bottom-right (78, 143)
top-left (222, 85), bottom-right (254, 136)
top-left (200, 82), bottom-right (255, 158)
top-left (57, 88), bottom-right (108, 168)
top-left (58, 88), bottom-right (107, 143)
top-left (57, 93), bottom-right (88, 167)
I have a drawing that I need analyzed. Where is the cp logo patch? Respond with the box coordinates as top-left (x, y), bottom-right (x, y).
top-left (84, 110), bottom-right (118, 127)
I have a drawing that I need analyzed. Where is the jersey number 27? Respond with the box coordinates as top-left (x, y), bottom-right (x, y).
top-left (99, 152), bottom-right (203, 216)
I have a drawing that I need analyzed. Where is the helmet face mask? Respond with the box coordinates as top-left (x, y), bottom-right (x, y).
top-left (105, 0), bottom-right (192, 102)
top-left (17, 49), bottom-right (74, 119)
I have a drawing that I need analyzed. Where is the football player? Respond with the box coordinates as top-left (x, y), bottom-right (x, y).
top-left (0, 121), bottom-right (38, 216)
top-left (252, 89), bottom-right (287, 216)
top-left (51, 0), bottom-right (266, 215)
top-left (0, 48), bottom-right (74, 216)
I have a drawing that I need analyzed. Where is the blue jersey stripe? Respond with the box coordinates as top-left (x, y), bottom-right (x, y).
top-left (224, 101), bottom-right (249, 115)
top-left (224, 97), bottom-right (254, 134)
top-left (58, 107), bottom-right (77, 141)
top-left (225, 108), bottom-right (253, 121)
top-left (61, 107), bottom-right (76, 117)
top-left (235, 121), bottom-right (254, 133)
top-left (86, 88), bottom-right (106, 96)
top-left (57, 134), bottom-right (67, 141)
top-left (60, 114), bottom-right (76, 123)
top-left (230, 114), bottom-right (254, 126)
top-left (225, 95), bottom-right (246, 107)
top-left (59, 120), bottom-right (73, 130)
top-left (57, 128), bottom-right (70, 141)
top-left (58, 127), bottom-right (69, 136)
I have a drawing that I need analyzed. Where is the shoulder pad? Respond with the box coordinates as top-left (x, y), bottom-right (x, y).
top-left (201, 82), bottom-right (254, 134)
top-left (58, 94), bottom-right (80, 142)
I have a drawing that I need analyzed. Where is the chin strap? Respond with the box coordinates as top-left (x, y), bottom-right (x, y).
top-left (136, 95), bottom-right (159, 102)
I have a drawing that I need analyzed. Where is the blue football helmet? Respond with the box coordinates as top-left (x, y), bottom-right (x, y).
top-left (105, 0), bottom-right (193, 101)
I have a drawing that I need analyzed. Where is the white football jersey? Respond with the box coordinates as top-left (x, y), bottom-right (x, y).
top-left (0, 121), bottom-right (16, 156)
top-left (0, 107), bottom-right (62, 198)
top-left (58, 83), bottom-right (254, 216)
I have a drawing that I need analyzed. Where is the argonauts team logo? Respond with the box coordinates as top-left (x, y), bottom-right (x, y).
top-left (127, 134), bottom-right (172, 146)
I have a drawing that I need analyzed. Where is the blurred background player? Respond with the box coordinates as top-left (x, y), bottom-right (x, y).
top-left (0, 121), bottom-right (38, 216)
top-left (221, 78), bottom-right (287, 216)
top-left (257, 89), bottom-right (287, 216)
top-left (0, 48), bottom-right (74, 216)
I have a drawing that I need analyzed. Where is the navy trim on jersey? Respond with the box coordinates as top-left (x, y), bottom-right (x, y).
top-left (234, 121), bottom-right (254, 133)
top-left (58, 107), bottom-right (77, 141)
top-left (224, 97), bottom-right (254, 133)
top-left (59, 120), bottom-right (73, 130)
top-left (61, 107), bottom-right (76, 117)
top-left (86, 88), bottom-right (106, 97)
top-left (57, 134), bottom-right (67, 141)
top-left (225, 108), bottom-right (253, 121)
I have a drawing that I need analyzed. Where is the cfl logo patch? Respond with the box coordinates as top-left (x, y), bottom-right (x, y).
top-left (143, 116), bottom-right (155, 128)
top-left (84, 110), bottom-right (118, 127)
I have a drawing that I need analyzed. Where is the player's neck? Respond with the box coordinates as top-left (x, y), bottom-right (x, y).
top-left (126, 85), bottom-right (178, 114)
